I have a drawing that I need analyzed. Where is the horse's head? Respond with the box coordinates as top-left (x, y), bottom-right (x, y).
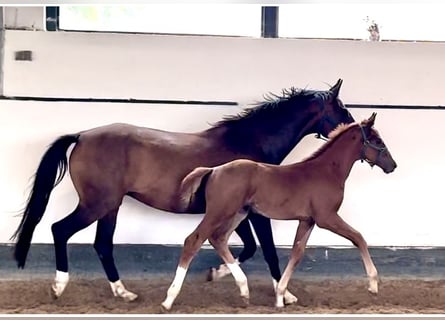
top-left (358, 113), bottom-right (397, 174)
top-left (316, 79), bottom-right (356, 138)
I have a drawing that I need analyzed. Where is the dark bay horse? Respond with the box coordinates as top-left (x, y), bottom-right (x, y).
top-left (11, 79), bottom-right (354, 302)
top-left (162, 113), bottom-right (397, 310)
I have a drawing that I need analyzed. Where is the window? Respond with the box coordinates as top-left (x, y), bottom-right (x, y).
top-left (279, 3), bottom-right (445, 42)
top-left (59, 5), bottom-right (262, 37)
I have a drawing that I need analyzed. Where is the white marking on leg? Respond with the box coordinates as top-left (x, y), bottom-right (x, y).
top-left (226, 262), bottom-right (249, 300)
top-left (213, 258), bottom-right (239, 280)
top-left (367, 264), bottom-right (379, 294)
top-left (275, 279), bottom-right (285, 308)
top-left (51, 270), bottom-right (69, 298)
top-left (161, 266), bottom-right (187, 310)
top-left (360, 249), bottom-right (379, 294)
top-left (272, 278), bottom-right (298, 305)
top-left (110, 280), bottom-right (138, 302)
top-left (276, 279), bottom-right (290, 308)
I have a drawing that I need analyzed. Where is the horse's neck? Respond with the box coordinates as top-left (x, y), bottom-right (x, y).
top-left (204, 107), bottom-right (320, 165)
top-left (317, 130), bottom-right (362, 183)
top-left (250, 110), bottom-right (320, 164)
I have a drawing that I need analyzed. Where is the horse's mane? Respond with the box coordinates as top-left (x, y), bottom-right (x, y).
top-left (212, 87), bottom-right (329, 128)
top-left (303, 122), bottom-right (358, 161)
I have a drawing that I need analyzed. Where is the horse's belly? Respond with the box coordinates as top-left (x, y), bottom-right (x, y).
top-left (127, 185), bottom-right (205, 214)
top-left (126, 186), bottom-right (183, 212)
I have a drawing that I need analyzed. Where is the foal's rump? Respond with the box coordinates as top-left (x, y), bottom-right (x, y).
top-left (180, 167), bottom-right (214, 210)
top-left (180, 159), bottom-right (260, 211)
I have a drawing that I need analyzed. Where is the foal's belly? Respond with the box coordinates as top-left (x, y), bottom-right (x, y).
top-left (250, 201), bottom-right (312, 221)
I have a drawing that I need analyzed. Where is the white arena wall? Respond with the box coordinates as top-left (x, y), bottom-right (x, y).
top-left (1, 7), bottom-right (444, 247)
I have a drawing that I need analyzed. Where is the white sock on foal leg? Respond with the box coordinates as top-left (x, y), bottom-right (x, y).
top-left (110, 280), bottom-right (138, 302)
top-left (226, 262), bottom-right (249, 301)
top-left (161, 266), bottom-right (187, 310)
top-left (51, 270), bottom-right (69, 298)
top-left (272, 279), bottom-right (298, 305)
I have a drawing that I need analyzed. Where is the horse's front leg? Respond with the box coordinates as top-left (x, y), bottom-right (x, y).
top-left (275, 220), bottom-right (314, 308)
top-left (316, 214), bottom-right (378, 294)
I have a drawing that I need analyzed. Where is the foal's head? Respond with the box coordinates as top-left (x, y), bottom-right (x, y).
top-left (357, 113), bottom-right (397, 173)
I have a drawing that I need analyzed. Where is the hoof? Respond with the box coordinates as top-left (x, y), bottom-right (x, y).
top-left (110, 280), bottom-right (138, 302)
top-left (51, 282), bottom-right (67, 300)
top-left (284, 290), bottom-right (298, 305)
top-left (161, 300), bottom-right (173, 311)
top-left (206, 267), bottom-right (216, 282)
top-left (241, 296), bottom-right (250, 308)
top-left (51, 270), bottom-right (69, 300)
top-left (275, 299), bottom-right (285, 308)
top-left (50, 286), bottom-right (60, 300)
top-left (121, 291), bottom-right (138, 302)
top-left (208, 262), bottom-right (234, 281)
top-left (159, 304), bottom-right (170, 313)
top-left (368, 286), bottom-right (378, 295)
top-left (368, 278), bottom-right (379, 294)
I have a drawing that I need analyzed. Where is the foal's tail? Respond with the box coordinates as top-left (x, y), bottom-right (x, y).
top-left (11, 134), bottom-right (80, 268)
top-left (180, 167), bottom-right (214, 210)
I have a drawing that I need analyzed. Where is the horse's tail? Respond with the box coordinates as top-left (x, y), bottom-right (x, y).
top-left (11, 134), bottom-right (80, 268)
top-left (180, 167), bottom-right (214, 210)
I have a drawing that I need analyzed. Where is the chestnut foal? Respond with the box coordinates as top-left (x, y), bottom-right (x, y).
top-left (162, 113), bottom-right (396, 309)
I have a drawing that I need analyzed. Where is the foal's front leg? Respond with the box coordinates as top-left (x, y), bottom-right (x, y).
top-left (317, 214), bottom-right (378, 294)
top-left (275, 220), bottom-right (315, 308)
top-left (249, 213), bottom-right (298, 305)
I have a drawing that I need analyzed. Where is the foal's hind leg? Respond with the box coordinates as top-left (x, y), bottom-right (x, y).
top-left (209, 235), bottom-right (250, 305)
top-left (208, 215), bottom-right (250, 305)
top-left (94, 211), bottom-right (137, 302)
top-left (51, 205), bottom-right (98, 298)
top-left (276, 220), bottom-right (315, 308)
top-left (208, 209), bottom-right (253, 281)
top-left (316, 214), bottom-right (379, 294)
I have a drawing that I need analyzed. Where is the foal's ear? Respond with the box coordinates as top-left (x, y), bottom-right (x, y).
top-left (366, 112), bottom-right (377, 127)
top-left (329, 78), bottom-right (343, 98)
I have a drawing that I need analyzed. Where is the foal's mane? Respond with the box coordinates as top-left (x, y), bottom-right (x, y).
top-left (213, 87), bottom-right (329, 128)
top-left (303, 122), bottom-right (358, 161)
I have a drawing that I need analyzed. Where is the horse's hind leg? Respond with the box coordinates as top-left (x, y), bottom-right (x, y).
top-left (94, 210), bottom-right (137, 302)
top-left (316, 214), bottom-right (378, 294)
top-left (276, 220), bottom-right (314, 308)
top-left (249, 212), bottom-right (298, 305)
top-left (51, 205), bottom-right (98, 298)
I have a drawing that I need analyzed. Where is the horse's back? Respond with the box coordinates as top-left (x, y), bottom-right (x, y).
top-left (68, 123), bottom-right (235, 212)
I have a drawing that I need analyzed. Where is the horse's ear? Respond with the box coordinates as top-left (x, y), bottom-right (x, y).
top-left (329, 79), bottom-right (343, 98)
top-left (366, 112), bottom-right (377, 127)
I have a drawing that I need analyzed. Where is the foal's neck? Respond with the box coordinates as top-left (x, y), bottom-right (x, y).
top-left (318, 128), bottom-right (363, 183)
